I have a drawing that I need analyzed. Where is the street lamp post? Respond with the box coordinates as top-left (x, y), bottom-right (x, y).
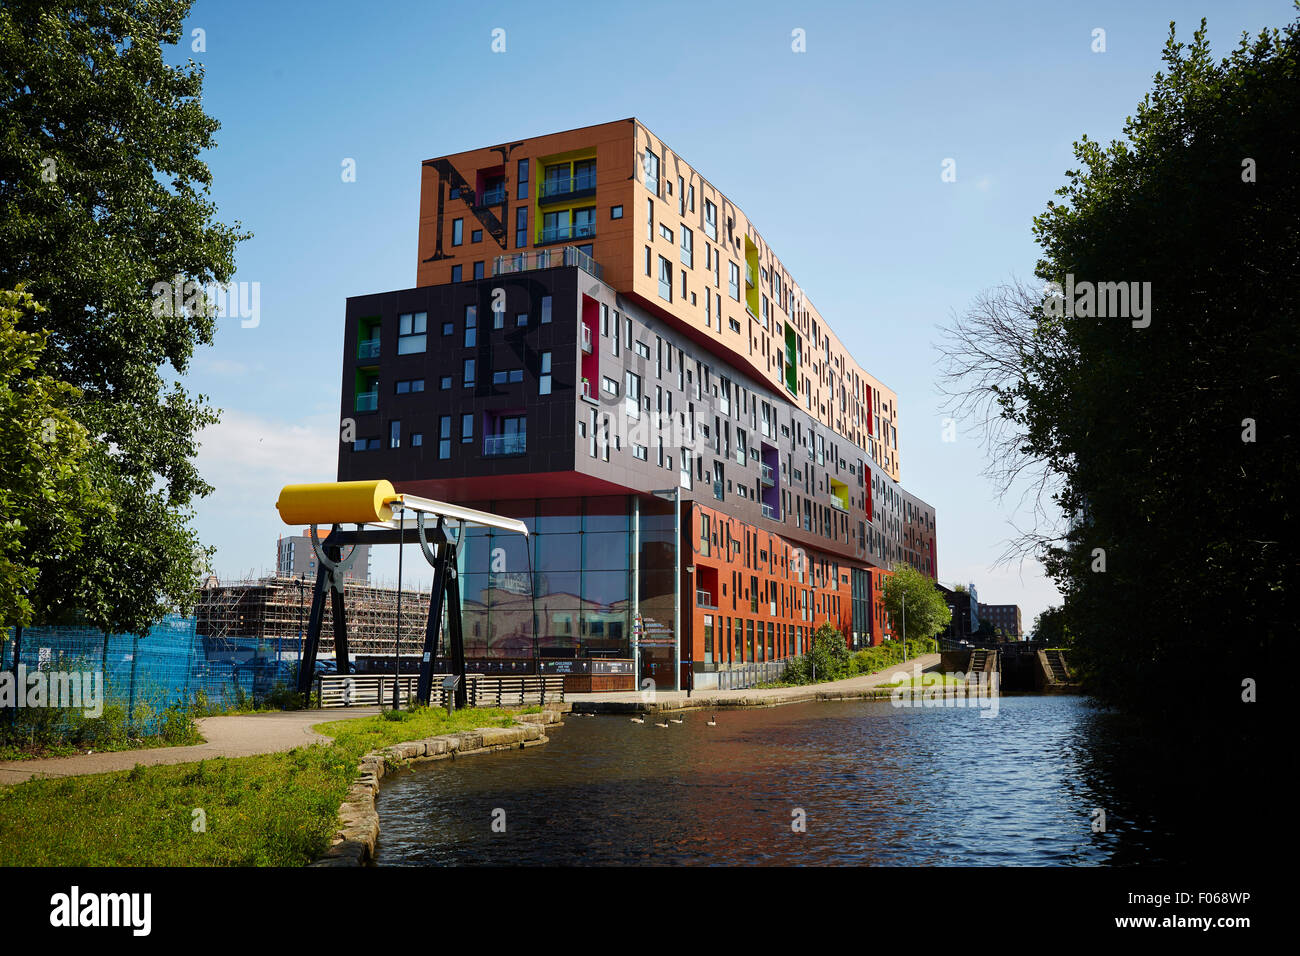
top-left (392, 504), bottom-right (405, 710)
top-left (295, 575), bottom-right (305, 672)
top-left (901, 591), bottom-right (907, 661)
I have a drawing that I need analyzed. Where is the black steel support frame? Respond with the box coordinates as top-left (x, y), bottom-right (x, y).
top-left (295, 523), bottom-right (467, 708)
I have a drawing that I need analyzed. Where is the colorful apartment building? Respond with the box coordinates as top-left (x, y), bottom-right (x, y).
top-left (337, 118), bottom-right (936, 689)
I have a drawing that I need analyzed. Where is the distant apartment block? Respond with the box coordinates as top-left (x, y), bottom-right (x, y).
top-left (979, 603), bottom-right (1022, 640)
top-left (276, 529), bottom-right (372, 584)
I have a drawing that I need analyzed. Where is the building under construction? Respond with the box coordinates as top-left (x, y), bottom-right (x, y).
top-left (195, 574), bottom-right (430, 661)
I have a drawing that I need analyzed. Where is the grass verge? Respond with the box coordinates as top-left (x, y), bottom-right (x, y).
top-left (0, 705), bottom-right (524, 866)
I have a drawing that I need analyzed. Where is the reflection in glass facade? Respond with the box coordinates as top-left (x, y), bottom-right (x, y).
top-left (454, 495), bottom-right (675, 660)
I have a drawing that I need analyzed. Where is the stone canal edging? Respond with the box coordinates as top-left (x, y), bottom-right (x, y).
top-left (570, 684), bottom-right (978, 715)
top-left (310, 706), bottom-right (569, 867)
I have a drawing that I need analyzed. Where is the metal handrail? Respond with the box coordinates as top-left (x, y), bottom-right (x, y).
top-left (539, 170), bottom-right (597, 200)
top-left (483, 433), bottom-right (527, 456)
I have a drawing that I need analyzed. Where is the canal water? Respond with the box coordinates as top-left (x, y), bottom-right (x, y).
top-left (372, 695), bottom-right (1214, 866)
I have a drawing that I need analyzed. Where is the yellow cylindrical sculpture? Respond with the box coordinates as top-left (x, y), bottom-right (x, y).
top-left (275, 480), bottom-right (400, 526)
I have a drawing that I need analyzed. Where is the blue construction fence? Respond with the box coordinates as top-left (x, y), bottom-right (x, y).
top-left (2, 615), bottom-right (297, 727)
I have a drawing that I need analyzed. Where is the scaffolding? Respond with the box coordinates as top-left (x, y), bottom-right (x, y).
top-left (195, 574), bottom-right (431, 658)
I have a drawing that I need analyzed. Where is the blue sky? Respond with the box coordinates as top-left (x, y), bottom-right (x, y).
top-left (180, 0), bottom-right (1294, 627)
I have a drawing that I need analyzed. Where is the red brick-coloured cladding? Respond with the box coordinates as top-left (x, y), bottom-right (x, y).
top-left (684, 501), bottom-right (871, 669)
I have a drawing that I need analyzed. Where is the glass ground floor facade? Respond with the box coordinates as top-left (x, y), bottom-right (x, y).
top-left (453, 495), bottom-right (674, 661)
top-left (452, 494), bottom-right (882, 675)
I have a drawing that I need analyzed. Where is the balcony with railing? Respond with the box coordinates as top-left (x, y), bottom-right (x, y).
top-left (760, 462), bottom-right (775, 486)
top-left (357, 339), bottom-right (380, 362)
top-left (538, 169), bottom-right (597, 204)
top-left (762, 502), bottom-right (778, 520)
top-left (483, 433), bottom-right (527, 457)
top-left (478, 184), bottom-right (506, 206)
top-left (538, 221), bottom-right (596, 246)
top-left (493, 245), bottom-right (603, 281)
top-left (581, 325), bottom-right (593, 353)
top-left (696, 589), bottom-right (717, 609)
top-left (355, 390), bottom-right (378, 413)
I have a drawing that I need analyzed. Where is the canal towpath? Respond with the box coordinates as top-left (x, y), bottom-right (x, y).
top-left (567, 653), bottom-right (942, 713)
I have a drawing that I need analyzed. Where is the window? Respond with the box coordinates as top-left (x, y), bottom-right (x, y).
top-left (394, 378), bottom-right (424, 394)
top-left (635, 340), bottom-right (650, 359)
top-left (543, 161), bottom-right (568, 194)
top-left (515, 207), bottom-right (527, 248)
top-left (452, 218), bottom-right (463, 246)
top-left (680, 448), bottom-right (692, 489)
top-left (659, 222), bottom-right (673, 243)
top-left (442, 321), bottom-right (453, 336)
top-left (390, 419), bottom-right (401, 448)
top-left (411, 432), bottom-right (422, 447)
top-left (729, 317), bottom-right (741, 333)
top-left (647, 198), bottom-right (654, 240)
top-left (729, 262), bottom-right (740, 300)
top-left (680, 226), bottom-right (693, 268)
top-left (472, 229), bottom-right (482, 243)
top-left (440, 375), bottom-right (452, 390)
top-left (516, 158), bottom-right (529, 200)
top-left (644, 245), bottom-right (652, 276)
top-left (625, 371), bottom-right (641, 420)
top-left (658, 256), bottom-right (672, 302)
top-left (610, 205), bottom-right (623, 219)
top-left (704, 199), bottom-right (717, 240)
top-left (398, 312), bottom-right (427, 354)
top-left (678, 176), bottom-right (685, 215)
top-left (540, 351), bottom-right (552, 395)
top-left (463, 358), bottom-right (476, 387)
top-left (461, 413), bottom-right (473, 443)
top-left (541, 295), bottom-right (552, 324)
top-left (451, 265), bottom-right (462, 282)
top-left (602, 376), bottom-right (619, 396)
top-left (492, 368), bottom-right (524, 384)
top-left (473, 261), bottom-right (484, 280)
top-left (633, 443), bottom-right (647, 461)
top-left (643, 150), bottom-right (659, 192)
top-left (485, 414), bottom-right (527, 456)
top-left (464, 305), bottom-right (476, 346)
top-left (438, 416), bottom-right (451, 459)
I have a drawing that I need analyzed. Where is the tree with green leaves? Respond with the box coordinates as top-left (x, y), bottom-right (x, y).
top-left (0, 1), bottom-right (244, 633)
top-left (0, 287), bottom-right (110, 628)
top-left (881, 564), bottom-right (951, 646)
top-left (1031, 606), bottom-right (1071, 648)
top-left (939, 16), bottom-right (1296, 718)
